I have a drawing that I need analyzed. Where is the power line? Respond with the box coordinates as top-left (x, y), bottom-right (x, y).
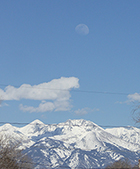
top-left (0, 83), bottom-right (130, 96)
top-left (0, 121), bottom-right (139, 128)
top-left (71, 90), bottom-right (129, 96)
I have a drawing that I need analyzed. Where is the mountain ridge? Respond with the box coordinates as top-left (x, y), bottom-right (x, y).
top-left (0, 119), bottom-right (140, 168)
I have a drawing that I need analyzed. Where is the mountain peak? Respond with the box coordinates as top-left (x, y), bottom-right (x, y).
top-left (30, 119), bottom-right (44, 125)
top-left (0, 123), bottom-right (15, 131)
top-left (1, 119), bottom-right (140, 168)
top-left (65, 119), bottom-right (99, 128)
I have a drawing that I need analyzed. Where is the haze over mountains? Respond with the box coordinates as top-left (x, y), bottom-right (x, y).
top-left (0, 119), bottom-right (140, 168)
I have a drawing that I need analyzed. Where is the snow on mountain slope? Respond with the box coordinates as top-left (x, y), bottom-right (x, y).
top-left (17, 119), bottom-right (140, 151)
top-left (1, 119), bottom-right (140, 168)
top-left (0, 123), bottom-right (34, 149)
top-left (19, 119), bottom-right (62, 142)
top-left (48, 119), bottom-right (140, 151)
top-left (19, 119), bottom-right (46, 138)
top-left (24, 137), bottom-right (73, 169)
top-left (24, 137), bottom-right (139, 169)
top-left (105, 126), bottom-right (140, 146)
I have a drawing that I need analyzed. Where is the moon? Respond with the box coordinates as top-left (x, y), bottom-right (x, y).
top-left (75, 24), bottom-right (89, 35)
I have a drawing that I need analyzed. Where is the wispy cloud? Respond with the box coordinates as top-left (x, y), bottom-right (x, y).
top-left (19, 101), bottom-right (55, 113)
top-left (20, 100), bottom-right (72, 113)
top-left (74, 107), bottom-right (99, 115)
top-left (0, 102), bottom-right (9, 107)
top-left (0, 77), bottom-right (79, 113)
top-left (116, 93), bottom-right (140, 105)
top-left (127, 93), bottom-right (140, 102)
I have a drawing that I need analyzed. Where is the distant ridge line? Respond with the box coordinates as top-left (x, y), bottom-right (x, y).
top-left (0, 121), bottom-right (139, 128)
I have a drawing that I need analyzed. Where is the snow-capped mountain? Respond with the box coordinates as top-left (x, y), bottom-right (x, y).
top-left (0, 123), bottom-right (34, 149)
top-left (0, 119), bottom-right (140, 168)
top-left (105, 126), bottom-right (140, 146)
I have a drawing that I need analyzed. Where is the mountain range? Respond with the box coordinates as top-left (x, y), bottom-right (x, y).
top-left (0, 119), bottom-right (140, 169)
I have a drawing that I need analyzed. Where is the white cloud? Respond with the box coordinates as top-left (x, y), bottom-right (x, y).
top-left (116, 93), bottom-right (140, 105)
top-left (74, 107), bottom-right (99, 115)
top-left (20, 100), bottom-right (72, 113)
top-left (127, 93), bottom-right (140, 102)
top-left (0, 77), bottom-right (79, 101)
top-left (19, 101), bottom-right (55, 113)
top-left (0, 77), bottom-right (79, 113)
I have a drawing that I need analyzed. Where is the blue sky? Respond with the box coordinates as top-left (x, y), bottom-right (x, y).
top-left (0, 0), bottom-right (140, 127)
